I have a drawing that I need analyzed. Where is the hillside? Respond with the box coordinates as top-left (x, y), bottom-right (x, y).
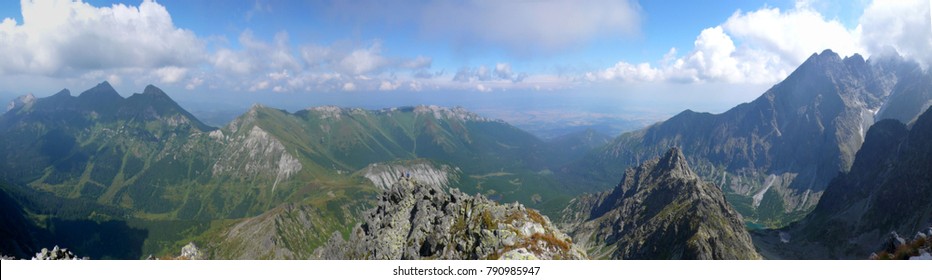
top-left (561, 148), bottom-right (759, 259)
top-left (754, 106), bottom-right (932, 259)
top-left (568, 50), bottom-right (930, 227)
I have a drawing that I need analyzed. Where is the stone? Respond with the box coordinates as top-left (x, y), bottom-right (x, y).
top-left (314, 179), bottom-right (586, 260)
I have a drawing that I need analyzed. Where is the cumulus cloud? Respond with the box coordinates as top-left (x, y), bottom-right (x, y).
top-left (0, 0), bottom-right (205, 76)
top-left (453, 63), bottom-right (528, 83)
top-left (588, 0), bottom-right (929, 84)
top-left (154, 66), bottom-right (188, 84)
top-left (475, 84), bottom-right (491, 93)
top-left (859, 0), bottom-right (932, 67)
top-left (378, 80), bottom-right (399, 91)
top-left (336, 43), bottom-right (388, 75)
top-left (185, 76), bottom-right (204, 90)
top-left (342, 82), bottom-right (356, 91)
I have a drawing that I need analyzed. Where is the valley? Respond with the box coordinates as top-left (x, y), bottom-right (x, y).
top-left (1, 50), bottom-right (930, 260)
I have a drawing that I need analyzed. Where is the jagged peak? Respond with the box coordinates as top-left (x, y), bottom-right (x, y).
top-left (798, 49), bottom-right (841, 66)
top-left (844, 53), bottom-right (866, 64)
top-left (248, 103), bottom-right (265, 112)
top-left (818, 49), bottom-right (839, 58)
top-left (18, 93), bottom-right (36, 100)
top-left (6, 93), bottom-right (37, 112)
top-left (654, 147), bottom-right (693, 178)
top-left (410, 105), bottom-right (492, 122)
top-left (78, 81), bottom-right (122, 101)
top-left (142, 84), bottom-right (168, 97)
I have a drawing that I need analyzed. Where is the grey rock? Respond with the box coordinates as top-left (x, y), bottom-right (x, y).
top-left (886, 232), bottom-right (907, 252)
top-left (29, 246), bottom-right (85, 260)
top-left (180, 242), bottom-right (204, 260)
top-left (315, 177), bottom-right (586, 260)
top-left (561, 148), bottom-right (761, 260)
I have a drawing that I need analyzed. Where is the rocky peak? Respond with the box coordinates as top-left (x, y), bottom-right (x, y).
top-left (307, 105), bottom-right (344, 120)
top-left (316, 177), bottom-right (586, 260)
top-left (179, 242), bottom-right (205, 260)
top-left (78, 81), bottom-right (122, 102)
top-left (142, 84), bottom-right (169, 98)
top-left (411, 105), bottom-right (493, 122)
top-left (5, 93), bottom-right (36, 113)
top-left (360, 160), bottom-right (461, 191)
top-left (561, 147), bottom-right (760, 259)
top-left (653, 147), bottom-right (693, 179)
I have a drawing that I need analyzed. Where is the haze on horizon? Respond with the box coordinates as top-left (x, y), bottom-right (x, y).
top-left (1, 0), bottom-right (930, 137)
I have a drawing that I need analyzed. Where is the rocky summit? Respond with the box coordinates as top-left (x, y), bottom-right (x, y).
top-left (315, 176), bottom-right (586, 260)
top-left (561, 147), bottom-right (760, 260)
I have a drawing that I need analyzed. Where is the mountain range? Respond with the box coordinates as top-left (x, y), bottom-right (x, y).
top-left (561, 147), bottom-right (760, 259)
top-left (754, 105), bottom-right (932, 259)
top-left (1, 49), bottom-right (930, 260)
top-left (567, 50), bottom-right (932, 228)
top-left (0, 82), bottom-right (588, 258)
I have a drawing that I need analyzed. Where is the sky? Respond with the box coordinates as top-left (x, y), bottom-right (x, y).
top-left (1, 0), bottom-right (930, 130)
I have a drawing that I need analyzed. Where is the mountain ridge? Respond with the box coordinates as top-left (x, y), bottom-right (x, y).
top-left (561, 147), bottom-right (760, 260)
top-left (567, 49), bottom-right (928, 227)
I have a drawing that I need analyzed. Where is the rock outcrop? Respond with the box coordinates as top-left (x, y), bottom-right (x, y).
top-left (30, 245), bottom-right (86, 260)
top-left (561, 147), bottom-right (760, 260)
top-left (179, 242), bottom-right (205, 260)
top-left (869, 227), bottom-right (932, 260)
top-left (359, 159), bottom-right (460, 191)
top-left (315, 177), bottom-right (586, 260)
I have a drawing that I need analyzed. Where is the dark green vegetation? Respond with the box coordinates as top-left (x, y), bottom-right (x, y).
top-left (565, 50), bottom-right (932, 228)
top-left (2, 49), bottom-right (929, 259)
top-left (754, 106), bottom-right (932, 259)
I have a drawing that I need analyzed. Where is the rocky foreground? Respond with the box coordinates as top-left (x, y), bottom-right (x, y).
top-left (315, 176), bottom-right (586, 260)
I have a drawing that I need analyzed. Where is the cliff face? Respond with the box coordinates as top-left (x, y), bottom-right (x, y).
top-left (571, 50), bottom-right (931, 227)
top-left (562, 148), bottom-right (760, 260)
top-left (359, 160), bottom-right (460, 191)
top-left (757, 106), bottom-right (932, 259)
top-left (315, 177), bottom-right (586, 260)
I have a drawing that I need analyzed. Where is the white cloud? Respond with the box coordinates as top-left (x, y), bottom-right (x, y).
top-left (342, 82), bottom-right (356, 92)
top-left (107, 74), bottom-right (122, 86)
top-left (337, 43), bottom-right (388, 75)
top-left (155, 66), bottom-right (188, 84)
top-left (722, 5), bottom-right (863, 68)
top-left (379, 80), bottom-right (399, 91)
top-left (249, 80), bottom-right (270, 92)
top-left (185, 77), bottom-right (204, 90)
top-left (0, 0), bottom-right (205, 76)
top-left (859, 0), bottom-right (932, 68)
top-left (212, 49), bottom-right (253, 75)
top-left (587, 0), bottom-right (930, 84)
top-left (453, 63), bottom-right (529, 83)
top-left (475, 84), bottom-right (491, 92)
top-left (268, 70), bottom-right (290, 81)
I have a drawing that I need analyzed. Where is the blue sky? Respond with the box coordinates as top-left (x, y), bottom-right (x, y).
top-left (0, 0), bottom-right (928, 124)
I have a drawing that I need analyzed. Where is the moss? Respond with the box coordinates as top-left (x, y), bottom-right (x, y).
top-left (526, 209), bottom-right (547, 225)
top-left (480, 210), bottom-right (496, 229)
